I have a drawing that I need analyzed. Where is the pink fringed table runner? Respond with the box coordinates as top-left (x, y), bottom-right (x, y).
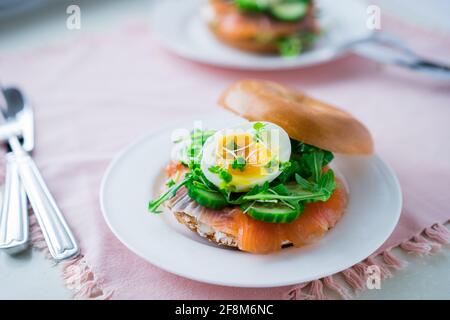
top-left (0, 16), bottom-right (449, 299)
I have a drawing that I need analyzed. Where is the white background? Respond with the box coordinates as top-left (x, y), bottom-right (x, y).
top-left (0, 0), bottom-right (449, 299)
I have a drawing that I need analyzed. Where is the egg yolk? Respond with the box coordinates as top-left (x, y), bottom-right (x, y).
top-left (215, 133), bottom-right (274, 184)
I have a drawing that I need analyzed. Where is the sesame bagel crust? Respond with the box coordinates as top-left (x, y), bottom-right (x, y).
top-left (219, 80), bottom-right (374, 154)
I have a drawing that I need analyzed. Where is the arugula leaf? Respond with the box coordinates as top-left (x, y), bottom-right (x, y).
top-left (277, 31), bottom-right (319, 57)
top-left (278, 36), bottom-right (303, 57)
top-left (243, 188), bottom-right (321, 202)
top-left (225, 181), bottom-right (269, 205)
top-left (303, 151), bottom-right (323, 182)
top-left (270, 183), bottom-right (289, 195)
top-left (317, 169), bottom-right (336, 198)
top-left (243, 184), bottom-right (332, 203)
top-left (276, 160), bottom-right (300, 183)
top-left (291, 140), bottom-right (334, 166)
top-left (294, 173), bottom-right (313, 190)
top-left (148, 177), bottom-right (190, 213)
top-left (289, 140), bottom-right (334, 179)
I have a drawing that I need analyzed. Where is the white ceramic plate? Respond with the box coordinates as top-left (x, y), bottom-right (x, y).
top-left (100, 113), bottom-right (402, 287)
top-left (150, 0), bottom-right (372, 70)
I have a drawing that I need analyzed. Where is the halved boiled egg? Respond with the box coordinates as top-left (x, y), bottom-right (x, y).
top-left (201, 121), bottom-right (291, 192)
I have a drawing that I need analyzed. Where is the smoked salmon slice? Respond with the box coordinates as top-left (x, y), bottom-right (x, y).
top-left (198, 178), bottom-right (347, 254)
top-left (166, 173), bottom-right (347, 254)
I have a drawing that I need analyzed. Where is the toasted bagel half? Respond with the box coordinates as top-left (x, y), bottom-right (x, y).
top-left (219, 80), bottom-right (374, 154)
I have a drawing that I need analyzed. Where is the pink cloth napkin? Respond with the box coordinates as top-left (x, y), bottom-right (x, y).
top-left (0, 16), bottom-right (449, 299)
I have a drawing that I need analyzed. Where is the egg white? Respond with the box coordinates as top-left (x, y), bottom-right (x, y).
top-left (200, 122), bottom-right (291, 192)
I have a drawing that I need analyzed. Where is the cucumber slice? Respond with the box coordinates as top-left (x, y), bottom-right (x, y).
top-left (241, 201), bottom-right (302, 223)
top-left (270, 2), bottom-right (308, 22)
top-left (187, 185), bottom-right (228, 209)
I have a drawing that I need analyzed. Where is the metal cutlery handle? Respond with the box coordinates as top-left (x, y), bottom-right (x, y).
top-left (351, 32), bottom-right (450, 80)
top-left (9, 138), bottom-right (79, 260)
top-left (0, 122), bottom-right (20, 142)
top-left (0, 153), bottom-right (29, 254)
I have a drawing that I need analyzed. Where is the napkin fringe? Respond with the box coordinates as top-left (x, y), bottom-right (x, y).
top-left (29, 214), bottom-right (113, 299)
top-left (29, 210), bottom-right (447, 300)
top-left (323, 276), bottom-right (352, 300)
top-left (62, 256), bottom-right (114, 300)
top-left (284, 222), bottom-right (449, 300)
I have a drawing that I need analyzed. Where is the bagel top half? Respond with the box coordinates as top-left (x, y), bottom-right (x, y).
top-left (219, 80), bottom-right (374, 155)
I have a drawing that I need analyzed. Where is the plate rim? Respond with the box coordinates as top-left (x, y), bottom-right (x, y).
top-left (149, 0), bottom-right (374, 71)
top-left (100, 119), bottom-right (403, 288)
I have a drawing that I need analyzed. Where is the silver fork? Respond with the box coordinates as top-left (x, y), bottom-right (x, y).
top-left (0, 87), bottom-right (79, 260)
top-left (349, 32), bottom-right (450, 80)
top-left (0, 87), bottom-right (29, 254)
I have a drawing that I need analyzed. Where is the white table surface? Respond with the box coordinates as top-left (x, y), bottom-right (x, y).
top-left (0, 0), bottom-right (449, 300)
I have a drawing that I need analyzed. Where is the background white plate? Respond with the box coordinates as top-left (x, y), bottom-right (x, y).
top-left (150, 0), bottom-right (372, 70)
top-left (100, 114), bottom-right (402, 287)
